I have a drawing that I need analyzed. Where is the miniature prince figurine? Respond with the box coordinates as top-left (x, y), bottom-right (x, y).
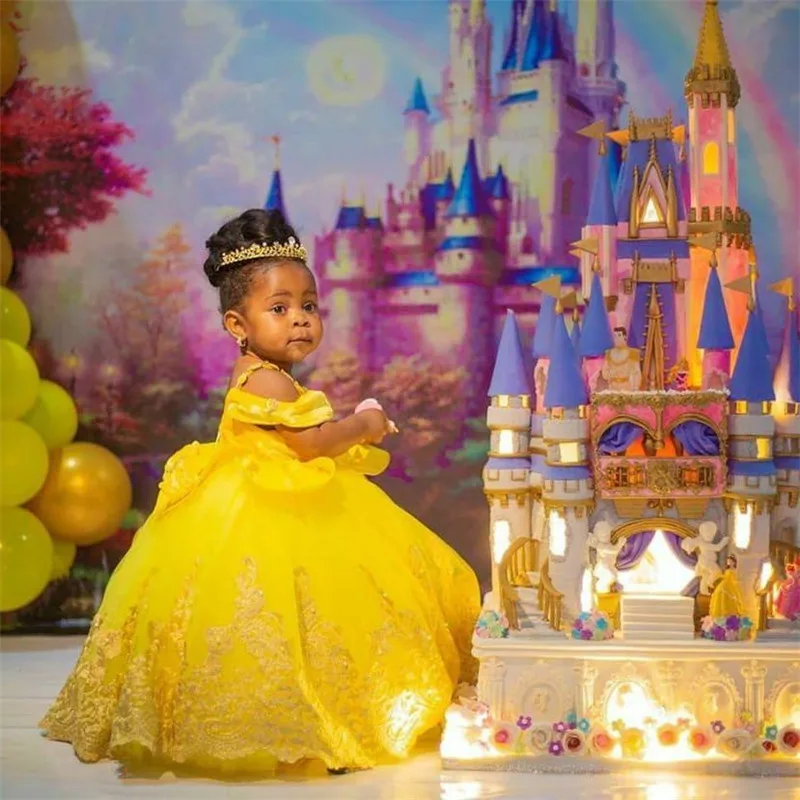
top-left (601, 327), bottom-right (642, 391)
top-left (681, 521), bottom-right (729, 595)
top-left (587, 520), bottom-right (624, 594)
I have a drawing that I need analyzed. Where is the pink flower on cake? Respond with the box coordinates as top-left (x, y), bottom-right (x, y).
top-left (656, 723), bottom-right (679, 747)
top-left (711, 720), bottom-right (725, 734)
top-left (491, 722), bottom-right (517, 752)
top-left (688, 726), bottom-right (714, 755)
top-left (516, 715), bottom-right (532, 731)
top-left (588, 727), bottom-right (615, 755)
top-left (778, 726), bottom-right (799, 755)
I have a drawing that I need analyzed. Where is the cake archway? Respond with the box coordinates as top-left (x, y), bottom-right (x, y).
top-left (609, 516), bottom-right (697, 545)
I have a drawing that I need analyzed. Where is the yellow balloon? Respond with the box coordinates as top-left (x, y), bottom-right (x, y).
top-left (0, 420), bottom-right (49, 507)
top-left (50, 537), bottom-right (77, 581)
top-left (0, 507), bottom-right (54, 612)
top-left (0, 286), bottom-right (31, 346)
top-left (22, 380), bottom-right (78, 450)
top-left (28, 442), bottom-right (132, 546)
top-left (0, 228), bottom-right (12, 286)
top-left (0, 24), bottom-right (20, 97)
top-left (0, 338), bottom-right (40, 419)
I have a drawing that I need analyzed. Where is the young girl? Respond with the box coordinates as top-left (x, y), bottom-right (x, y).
top-left (40, 208), bottom-right (481, 776)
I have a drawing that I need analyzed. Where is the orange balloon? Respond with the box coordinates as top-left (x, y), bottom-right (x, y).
top-left (28, 442), bottom-right (132, 546)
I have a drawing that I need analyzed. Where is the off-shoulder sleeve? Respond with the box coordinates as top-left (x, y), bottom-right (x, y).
top-left (224, 388), bottom-right (334, 429)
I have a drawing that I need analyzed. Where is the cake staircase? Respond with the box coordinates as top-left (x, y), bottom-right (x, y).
top-left (620, 594), bottom-right (695, 641)
top-left (509, 585), bottom-right (564, 639)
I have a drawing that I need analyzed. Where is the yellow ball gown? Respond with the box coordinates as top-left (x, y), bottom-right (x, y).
top-left (709, 567), bottom-right (745, 618)
top-left (40, 362), bottom-right (480, 774)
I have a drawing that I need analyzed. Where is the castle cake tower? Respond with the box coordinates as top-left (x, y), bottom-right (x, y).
top-left (447, 0), bottom-right (799, 777)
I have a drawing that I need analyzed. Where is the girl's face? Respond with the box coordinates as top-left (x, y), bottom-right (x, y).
top-left (225, 261), bottom-right (322, 369)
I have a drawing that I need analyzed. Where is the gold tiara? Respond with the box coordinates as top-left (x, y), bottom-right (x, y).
top-left (219, 237), bottom-right (308, 268)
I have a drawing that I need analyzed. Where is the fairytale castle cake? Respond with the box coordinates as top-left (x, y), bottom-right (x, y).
top-left (438, 0), bottom-right (800, 775)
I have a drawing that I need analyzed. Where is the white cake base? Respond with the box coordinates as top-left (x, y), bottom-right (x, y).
top-left (442, 632), bottom-right (800, 774)
top-left (442, 755), bottom-right (800, 777)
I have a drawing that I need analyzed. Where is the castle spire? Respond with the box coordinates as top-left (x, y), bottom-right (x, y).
top-left (531, 292), bottom-right (557, 359)
top-left (501, 0), bottom-right (525, 71)
top-left (264, 135), bottom-right (287, 219)
top-left (489, 164), bottom-right (511, 200)
top-left (489, 310), bottom-right (531, 396)
top-left (544, 314), bottom-right (588, 408)
top-left (586, 151), bottom-right (617, 225)
top-left (570, 312), bottom-right (582, 351)
top-left (538, 1), bottom-right (566, 62)
top-left (520, 0), bottom-right (547, 71)
top-left (404, 77), bottom-right (430, 115)
top-left (578, 272), bottom-right (614, 357)
top-left (729, 304), bottom-right (775, 402)
top-left (697, 259), bottom-right (735, 351)
top-left (445, 139), bottom-right (492, 218)
top-left (685, 0), bottom-right (740, 107)
top-left (774, 296), bottom-right (800, 404)
top-left (641, 285), bottom-right (665, 390)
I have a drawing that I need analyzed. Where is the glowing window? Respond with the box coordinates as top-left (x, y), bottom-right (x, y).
top-left (641, 195), bottom-right (663, 224)
top-left (733, 505), bottom-right (752, 550)
top-left (492, 520), bottom-right (511, 564)
top-left (497, 395), bottom-right (510, 407)
top-left (703, 142), bottom-right (720, 175)
top-left (498, 429), bottom-right (515, 455)
top-left (732, 401), bottom-right (748, 415)
top-left (559, 442), bottom-right (582, 464)
top-left (548, 512), bottom-right (567, 557)
top-left (755, 437), bottom-right (772, 459)
top-left (727, 109), bottom-right (735, 144)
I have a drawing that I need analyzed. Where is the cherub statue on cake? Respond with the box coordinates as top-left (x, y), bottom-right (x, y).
top-left (600, 327), bottom-right (642, 391)
top-left (681, 521), bottom-right (730, 594)
top-left (709, 555), bottom-right (745, 617)
top-left (587, 520), bottom-right (624, 593)
top-left (775, 558), bottom-right (800, 622)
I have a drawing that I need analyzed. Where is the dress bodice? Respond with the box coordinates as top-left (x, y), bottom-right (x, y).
top-left (155, 361), bottom-right (389, 514)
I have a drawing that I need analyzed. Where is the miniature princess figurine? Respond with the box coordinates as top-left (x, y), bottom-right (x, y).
top-left (681, 521), bottom-right (729, 595)
top-left (709, 554), bottom-right (745, 618)
top-left (775, 558), bottom-right (800, 622)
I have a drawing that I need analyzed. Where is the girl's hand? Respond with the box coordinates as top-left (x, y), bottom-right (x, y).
top-left (358, 408), bottom-right (392, 444)
top-left (355, 398), bottom-right (383, 414)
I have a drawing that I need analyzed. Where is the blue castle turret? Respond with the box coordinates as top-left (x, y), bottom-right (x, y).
top-left (520, 0), bottom-right (547, 71)
top-left (726, 295), bottom-right (776, 615)
top-left (697, 261), bottom-right (735, 389)
top-left (578, 271), bottom-right (614, 359)
top-left (404, 77), bottom-right (430, 115)
top-left (540, 313), bottom-right (593, 618)
top-left (264, 169), bottom-right (286, 218)
top-left (484, 310), bottom-right (533, 613)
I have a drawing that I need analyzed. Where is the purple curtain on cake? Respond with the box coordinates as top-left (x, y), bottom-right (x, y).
top-left (615, 531), bottom-right (655, 570)
top-left (598, 421), bottom-right (644, 455)
top-left (665, 532), bottom-right (697, 567)
top-left (672, 421), bottom-right (720, 456)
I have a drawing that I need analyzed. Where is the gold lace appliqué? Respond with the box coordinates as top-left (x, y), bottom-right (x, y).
top-left (40, 558), bottom-right (468, 770)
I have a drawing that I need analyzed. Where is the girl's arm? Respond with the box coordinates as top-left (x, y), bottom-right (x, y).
top-left (241, 368), bottom-right (388, 461)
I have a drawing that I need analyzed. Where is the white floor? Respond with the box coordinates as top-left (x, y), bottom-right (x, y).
top-left (2, 637), bottom-right (798, 800)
